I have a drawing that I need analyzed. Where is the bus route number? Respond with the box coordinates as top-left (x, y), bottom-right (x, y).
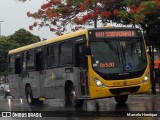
top-left (100, 62), bottom-right (115, 68)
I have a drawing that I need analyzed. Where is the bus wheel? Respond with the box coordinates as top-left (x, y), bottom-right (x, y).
top-left (65, 85), bottom-right (83, 108)
top-left (26, 86), bottom-right (36, 106)
top-left (114, 95), bottom-right (128, 104)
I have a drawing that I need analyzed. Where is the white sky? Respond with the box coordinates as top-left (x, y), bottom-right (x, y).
top-left (0, 0), bottom-right (55, 39)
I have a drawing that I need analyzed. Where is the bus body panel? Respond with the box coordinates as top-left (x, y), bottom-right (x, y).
top-left (18, 67), bottom-right (83, 99)
top-left (42, 67), bottom-right (86, 99)
top-left (8, 74), bottom-right (22, 98)
top-left (43, 67), bottom-right (71, 99)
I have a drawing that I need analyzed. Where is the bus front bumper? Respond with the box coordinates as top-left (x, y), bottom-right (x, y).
top-left (89, 81), bottom-right (150, 99)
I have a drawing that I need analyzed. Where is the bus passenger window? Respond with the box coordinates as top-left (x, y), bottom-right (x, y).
top-left (15, 58), bottom-right (22, 74)
top-left (22, 52), bottom-right (27, 71)
top-left (46, 44), bottom-right (58, 67)
top-left (27, 51), bottom-right (35, 70)
top-left (35, 52), bottom-right (44, 71)
top-left (60, 41), bottom-right (72, 65)
top-left (75, 43), bottom-right (87, 68)
top-left (9, 56), bottom-right (15, 73)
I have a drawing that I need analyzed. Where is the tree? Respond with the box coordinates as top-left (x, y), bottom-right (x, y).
top-left (18, 0), bottom-right (160, 93)
top-left (0, 37), bottom-right (15, 76)
top-left (18, 0), bottom-right (160, 47)
top-left (0, 29), bottom-right (40, 77)
top-left (8, 28), bottom-right (40, 46)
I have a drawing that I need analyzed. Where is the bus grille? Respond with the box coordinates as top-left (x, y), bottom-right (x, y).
top-left (109, 86), bottom-right (140, 95)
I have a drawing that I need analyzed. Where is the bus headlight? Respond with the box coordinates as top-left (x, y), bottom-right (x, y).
top-left (142, 73), bottom-right (150, 84)
top-left (93, 77), bottom-right (106, 88)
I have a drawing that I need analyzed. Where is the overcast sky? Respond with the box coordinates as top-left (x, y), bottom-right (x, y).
top-left (0, 0), bottom-right (55, 39)
top-left (0, 1), bottom-right (128, 40)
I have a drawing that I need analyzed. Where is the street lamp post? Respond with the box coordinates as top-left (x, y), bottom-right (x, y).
top-left (0, 20), bottom-right (4, 37)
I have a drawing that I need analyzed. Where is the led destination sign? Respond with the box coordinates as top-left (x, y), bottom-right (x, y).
top-left (95, 31), bottom-right (135, 38)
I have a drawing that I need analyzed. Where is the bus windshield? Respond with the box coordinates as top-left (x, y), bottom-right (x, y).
top-left (90, 39), bottom-right (147, 78)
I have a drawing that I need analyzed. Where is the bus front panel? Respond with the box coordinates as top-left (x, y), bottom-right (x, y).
top-left (87, 28), bottom-right (150, 99)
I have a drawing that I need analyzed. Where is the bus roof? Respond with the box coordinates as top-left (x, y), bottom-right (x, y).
top-left (8, 29), bottom-right (88, 55)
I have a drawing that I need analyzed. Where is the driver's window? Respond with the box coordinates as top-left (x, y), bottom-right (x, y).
top-left (75, 43), bottom-right (87, 68)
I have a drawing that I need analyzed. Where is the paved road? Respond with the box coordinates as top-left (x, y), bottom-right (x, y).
top-left (0, 94), bottom-right (160, 120)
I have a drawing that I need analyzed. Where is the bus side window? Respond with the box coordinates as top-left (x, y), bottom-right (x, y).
top-left (75, 43), bottom-right (87, 68)
top-left (35, 52), bottom-right (44, 71)
top-left (15, 57), bottom-right (22, 74)
top-left (9, 56), bottom-right (15, 73)
top-left (60, 41), bottom-right (73, 65)
top-left (27, 51), bottom-right (35, 70)
top-left (46, 44), bottom-right (59, 67)
top-left (22, 52), bottom-right (27, 71)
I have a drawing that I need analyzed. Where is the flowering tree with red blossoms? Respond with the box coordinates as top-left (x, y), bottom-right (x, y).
top-left (19, 1), bottom-right (159, 40)
top-left (26, 0), bottom-right (129, 35)
top-left (19, 0), bottom-right (160, 93)
top-left (19, 0), bottom-right (160, 46)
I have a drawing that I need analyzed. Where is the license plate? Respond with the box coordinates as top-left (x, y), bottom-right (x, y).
top-left (120, 91), bottom-right (130, 95)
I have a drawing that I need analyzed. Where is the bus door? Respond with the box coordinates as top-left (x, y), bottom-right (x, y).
top-left (35, 49), bottom-right (45, 98)
top-left (75, 42), bottom-right (89, 97)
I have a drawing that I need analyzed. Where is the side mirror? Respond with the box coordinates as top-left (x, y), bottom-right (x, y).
top-left (84, 46), bottom-right (91, 55)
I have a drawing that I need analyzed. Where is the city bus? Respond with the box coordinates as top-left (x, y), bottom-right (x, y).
top-left (8, 27), bottom-right (150, 108)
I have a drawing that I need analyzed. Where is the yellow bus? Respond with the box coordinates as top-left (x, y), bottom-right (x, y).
top-left (8, 27), bottom-right (150, 108)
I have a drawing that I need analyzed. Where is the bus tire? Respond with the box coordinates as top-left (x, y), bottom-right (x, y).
top-left (26, 86), bottom-right (36, 106)
top-left (65, 84), bottom-right (83, 108)
top-left (114, 95), bottom-right (128, 104)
